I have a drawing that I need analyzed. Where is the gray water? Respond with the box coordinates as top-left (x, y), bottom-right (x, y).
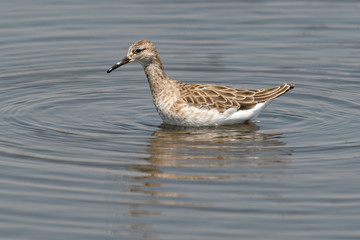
top-left (1, 0), bottom-right (360, 239)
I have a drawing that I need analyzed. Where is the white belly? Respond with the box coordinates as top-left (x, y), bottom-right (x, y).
top-left (156, 100), bottom-right (273, 127)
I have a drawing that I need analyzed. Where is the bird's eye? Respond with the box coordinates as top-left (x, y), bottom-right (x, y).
top-left (134, 48), bottom-right (143, 53)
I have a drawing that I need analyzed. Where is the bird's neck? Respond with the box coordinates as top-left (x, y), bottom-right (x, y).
top-left (142, 57), bottom-right (172, 102)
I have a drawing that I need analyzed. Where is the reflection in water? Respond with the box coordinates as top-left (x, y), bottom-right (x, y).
top-left (135, 122), bottom-right (290, 179)
top-left (120, 123), bottom-right (292, 238)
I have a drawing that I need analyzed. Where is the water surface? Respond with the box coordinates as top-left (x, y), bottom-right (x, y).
top-left (1, 0), bottom-right (360, 239)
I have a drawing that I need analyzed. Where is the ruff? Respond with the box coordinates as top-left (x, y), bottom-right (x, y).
top-left (107, 40), bottom-right (294, 127)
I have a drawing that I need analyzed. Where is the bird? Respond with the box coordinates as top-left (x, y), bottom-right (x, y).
top-left (107, 40), bottom-right (294, 127)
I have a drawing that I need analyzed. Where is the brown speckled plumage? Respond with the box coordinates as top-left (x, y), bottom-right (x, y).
top-left (176, 82), bottom-right (294, 112)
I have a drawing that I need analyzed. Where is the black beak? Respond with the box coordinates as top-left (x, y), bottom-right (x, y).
top-left (106, 56), bottom-right (131, 73)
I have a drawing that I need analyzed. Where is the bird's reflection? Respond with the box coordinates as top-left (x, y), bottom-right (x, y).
top-left (131, 122), bottom-right (291, 180)
top-left (127, 122), bottom-right (291, 203)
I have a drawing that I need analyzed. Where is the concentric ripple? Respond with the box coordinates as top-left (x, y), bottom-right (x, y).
top-left (0, 68), bottom-right (158, 168)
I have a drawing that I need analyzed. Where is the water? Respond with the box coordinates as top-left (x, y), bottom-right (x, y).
top-left (1, 0), bottom-right (360, 239)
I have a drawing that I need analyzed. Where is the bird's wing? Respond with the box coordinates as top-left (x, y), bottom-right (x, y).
top-left (179, 83), bottom-right (294, 113)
